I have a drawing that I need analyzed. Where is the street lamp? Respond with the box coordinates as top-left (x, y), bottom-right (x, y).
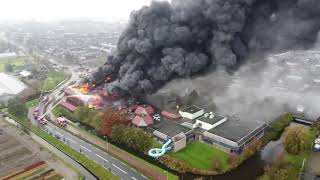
top-left (104, 135), bottom-right (109, 152)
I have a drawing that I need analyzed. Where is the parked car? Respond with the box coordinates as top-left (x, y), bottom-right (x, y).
top-left (313, 138), bottom-right (320, 152)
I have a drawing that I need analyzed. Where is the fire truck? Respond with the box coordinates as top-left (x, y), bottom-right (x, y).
top-left (33, 107), bottom-right (40, 120)
top-left (57, 117), bottom-right (67, 127)
top-left (38, 118), bottom-right (48, 125)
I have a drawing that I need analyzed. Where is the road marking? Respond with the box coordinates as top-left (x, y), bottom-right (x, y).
top-left (131, 168), bottom-right (137, 173)
top-left (111, 157), bottom-right (117, 160)
top-left (131, 177), bottom-right (137, 180)
top-left (112, 164), bottom-right (127, 174)
top-left (55, 131), bottom-right (63, 137)
top-left (80, 145), bottom-right (92, 152)
top-left (67, 138), bottom-right (76, 144)
top-left (141, 174), bottom-right (147, 179)
top-left (111, 171), bottom-right (116, 175)
top-left (120, 161), bottom-right (126, 166)
top-left (95, 154), bottom-right (108, 162)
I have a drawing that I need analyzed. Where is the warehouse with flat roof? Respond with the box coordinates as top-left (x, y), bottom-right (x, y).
top-left (202, 118), bottom-right (266, 154)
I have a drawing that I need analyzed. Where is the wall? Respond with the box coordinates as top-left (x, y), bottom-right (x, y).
top-left (179, 109), bottom-right (204, 120)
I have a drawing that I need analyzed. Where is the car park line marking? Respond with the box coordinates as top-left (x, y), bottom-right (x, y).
top-left (80, 145), bottom-right (92, 152)
top-left (131, 177), bottom-right (137, 180)
top-left (112, 164), bottom-right (127, 174)
top-left (96, 154), bottom-right (109, 162)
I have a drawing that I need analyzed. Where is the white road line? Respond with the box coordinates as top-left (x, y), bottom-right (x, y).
top-left (131, 168), bottom-right (137, 173)
top-left (111, 157), bottom-right (117, 160)
top-left (141, 174), bottom-right (147, 179)
top-left (112, 164), bottom-right (127, 174)
top-left (67, 138), bottom-right (76, 144)
top-left (55, 131), bottom-right (63, 136)
top-left (111, 172), bottom-right (116, 175)
top-left (131, 177), bottom-right (137, 180)
top-left (80, 145), bottom-right (92, 152)
top-left (95, 154), bottom-right (108, 162)
top-left (120, 161), bottom-right (126, 166)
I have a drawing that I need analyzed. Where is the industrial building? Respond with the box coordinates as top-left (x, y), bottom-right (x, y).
top-left (177, 105), bottom-right (266, 154)
top-left (0, 73), bottom-right (27, 102)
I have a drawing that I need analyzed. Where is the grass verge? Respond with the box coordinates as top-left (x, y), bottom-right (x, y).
top-left (10, 115), bottom-right (118, 180)
top-left (67, 123), bottom-right (178, 180)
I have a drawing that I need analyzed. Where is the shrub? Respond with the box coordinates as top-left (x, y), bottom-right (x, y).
top-left (284, 126), bottom-right (311, 155)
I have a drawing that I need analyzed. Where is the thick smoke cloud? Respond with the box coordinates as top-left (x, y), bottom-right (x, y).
top-left (90, 0), bottom-right (320, 96)
top-left (90, 0), bottom-right (254, 94)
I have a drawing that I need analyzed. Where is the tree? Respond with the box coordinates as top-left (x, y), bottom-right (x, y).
top-left (74, 106), bottom-right (102, 130)
top-left (283, 126), bottom-right (311, 155)
top-left (100, 111), bottom-right (127, 136)
top-left (4, 64), bottom-right (13, 72)
top-left (111, 126), bottom-right (153, 153)
top-left (7, 98), bottom-right (27, 118)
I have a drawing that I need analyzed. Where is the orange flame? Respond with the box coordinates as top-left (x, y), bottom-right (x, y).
top-left (73, 83), bottom-right (91, 94)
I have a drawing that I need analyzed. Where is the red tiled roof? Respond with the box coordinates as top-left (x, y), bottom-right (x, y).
top-left (132, 114), bottom-right (154, 127)
top-left (161, 111), bottom-right (181, 119)
top-left (135, 105), bottom-right (154, 115)
top-left (60, 101), bottom-right (77, 112)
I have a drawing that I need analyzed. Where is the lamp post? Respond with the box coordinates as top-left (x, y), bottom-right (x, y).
top-left (104, 135), bottom-right (109, 152)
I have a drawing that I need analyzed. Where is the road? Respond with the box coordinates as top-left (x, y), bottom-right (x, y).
top-left (30, 102), bottom-right (147, 180)
top-left (7, 39), bottom-right (149, 180)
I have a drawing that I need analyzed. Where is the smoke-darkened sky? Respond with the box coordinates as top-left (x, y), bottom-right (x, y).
top-left (0, 0), bottom-right (165, 22)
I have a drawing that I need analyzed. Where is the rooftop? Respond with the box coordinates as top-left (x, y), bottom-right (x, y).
top-left (150, 120), bottom-right (191, 138)
top-left (197, 114), bottom-right (226, 125)
top-left (207, 118), bottom-right (266, 144)
top-left (0, 73), bottom-right (27, 96)
top-left (181, 105), bottom-right (202, 114)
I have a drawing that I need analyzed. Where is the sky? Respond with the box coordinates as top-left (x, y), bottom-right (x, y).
top-left (0, 0), bottom-right (163, 22)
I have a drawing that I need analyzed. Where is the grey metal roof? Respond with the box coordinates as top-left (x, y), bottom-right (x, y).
top-left (150, 120), bottom-right (192, 138)
top-left (181, 105), bottom-right (202, 114)
top-left (207, 118), bottom-right (266, 144)
top-left (197, 114), bottom-right (225, 125)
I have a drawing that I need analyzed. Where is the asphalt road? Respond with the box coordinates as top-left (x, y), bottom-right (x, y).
top-left (29, 104), bottom-right (147, 180)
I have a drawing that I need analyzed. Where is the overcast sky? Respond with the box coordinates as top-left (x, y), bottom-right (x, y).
top-left (0, 0), bottom-right (163, 22)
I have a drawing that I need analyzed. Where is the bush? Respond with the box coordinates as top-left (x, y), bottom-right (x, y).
top-left (284, 126), bottom-right (311, 155)
top-left (111, 126), bottom-right (153, 153)
top-left (271, 113), bottom-right (293, 134)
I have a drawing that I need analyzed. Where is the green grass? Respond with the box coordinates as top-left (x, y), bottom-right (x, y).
top-left (170, 141), bottom-right (230, 170)
top-left (41, 70), bottom-right (67, 91)
top-left (26, 98), bottom-right (40, 108)
top-left (0, 56), bottom-right (27, 72)
top-left (9, 115), bottom-right (118, 180)
top-left (67, 123), bottom-right (178, 180)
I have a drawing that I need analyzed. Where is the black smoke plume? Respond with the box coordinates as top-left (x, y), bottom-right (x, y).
top-left (89, 0), bottom-right (320, 96)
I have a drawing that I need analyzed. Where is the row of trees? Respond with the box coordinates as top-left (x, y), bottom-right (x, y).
top-left (73, 106), bottom-right (102, 130)
top-left (111, 125), bottom-right (154, 153)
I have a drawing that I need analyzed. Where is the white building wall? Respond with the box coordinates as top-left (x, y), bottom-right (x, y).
top-left (195, 117), bottom-right (227, 130)
top-left (203, 131), bottom-right (238, 147)
top-left (179, 109), bottom-right (204, 120)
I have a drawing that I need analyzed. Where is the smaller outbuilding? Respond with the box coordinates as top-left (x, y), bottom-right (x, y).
top-left (179, 105), bottom-right (204, 120)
